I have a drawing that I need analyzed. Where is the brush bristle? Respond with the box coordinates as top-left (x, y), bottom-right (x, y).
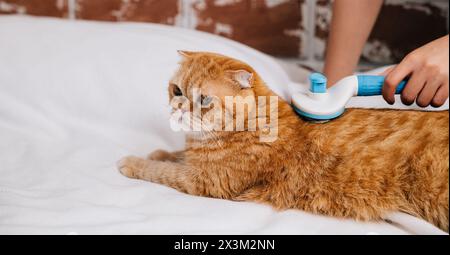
top-left (300, 116), bottom-right (330, 123)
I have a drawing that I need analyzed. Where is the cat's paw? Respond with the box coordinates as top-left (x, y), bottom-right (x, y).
top-left (117, 156), bottom-right (141, 179)
top-left (147, 150), bottom-right (173, 161)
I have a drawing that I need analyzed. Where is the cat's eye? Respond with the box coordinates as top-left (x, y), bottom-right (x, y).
top-left (201, 95), bottom-right (213, 106)
top-left (172, 85), bottom-right (183, 96)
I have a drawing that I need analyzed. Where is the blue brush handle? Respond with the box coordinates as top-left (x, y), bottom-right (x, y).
top-left (357, 75), bottom-right (407, 96)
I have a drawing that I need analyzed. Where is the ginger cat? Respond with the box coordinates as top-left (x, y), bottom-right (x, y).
top-left (118, 51), bottom-right (449, 232)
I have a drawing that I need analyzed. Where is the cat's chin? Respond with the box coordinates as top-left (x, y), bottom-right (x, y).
top-left (185, 130), bottom-right (217, 141)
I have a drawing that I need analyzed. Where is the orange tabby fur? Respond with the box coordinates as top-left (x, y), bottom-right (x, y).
top-left (119, 52), bottom-right (449, 232)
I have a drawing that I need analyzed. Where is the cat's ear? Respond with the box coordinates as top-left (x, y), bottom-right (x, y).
top-left (226, 70), bottom-right (253, 89)
top-left (177, 50), bottom-right (195, 58)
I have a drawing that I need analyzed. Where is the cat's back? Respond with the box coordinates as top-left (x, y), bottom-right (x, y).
top-left (317, 108), bottom-right (448, 203)
top-left (304, 108), bottom-right (449, 192)
top-left (290, 108), bottom-right (448, 230)
top-left (317, 108), bottom-right (448, 153)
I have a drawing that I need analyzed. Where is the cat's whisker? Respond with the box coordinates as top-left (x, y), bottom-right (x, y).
top-left (200, 120), bottom-right (224, 147)
top-left (203, 129), bottom-right (223, 148)
top-left (189, 116), bottom-right (223, 148)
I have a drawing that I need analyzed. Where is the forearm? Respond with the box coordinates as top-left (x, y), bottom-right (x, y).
top-left (324, 0), bottom-right (384, 86)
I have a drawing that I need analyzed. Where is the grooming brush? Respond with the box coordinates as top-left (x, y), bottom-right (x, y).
top-left (291, 73), bottom-right (408, 123)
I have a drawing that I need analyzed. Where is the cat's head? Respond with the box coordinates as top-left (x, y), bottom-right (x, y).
top-left (168, 51), bottom-right (278, 141)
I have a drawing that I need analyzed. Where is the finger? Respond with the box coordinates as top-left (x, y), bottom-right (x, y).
top-left (380, 66), bottom-right (395, 76)
top-left (416, 81), bottom-right (442, 108)
top-left (431, 82), bottom-right (449, 108)
top-left (400, 70), bottom-right (427, 105)
top-left (383, 59), bottom-right (415, 104)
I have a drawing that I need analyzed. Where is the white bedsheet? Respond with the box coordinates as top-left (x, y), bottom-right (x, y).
top-left (0, 16), bottom-right (447, 235)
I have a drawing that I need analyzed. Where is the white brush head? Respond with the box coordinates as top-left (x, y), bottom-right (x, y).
top-left (291, 74), bottom-right (359, 121)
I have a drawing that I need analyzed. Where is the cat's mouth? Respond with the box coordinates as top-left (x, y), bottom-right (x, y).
top-left (170, 109), bottom-right (214, 133)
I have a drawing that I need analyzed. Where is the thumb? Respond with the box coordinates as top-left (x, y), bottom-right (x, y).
top-left (382, 59), bottom-right (414, 104)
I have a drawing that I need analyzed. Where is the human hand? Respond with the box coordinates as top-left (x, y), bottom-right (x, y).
top-left (382, 35), bottom-right (449, 108)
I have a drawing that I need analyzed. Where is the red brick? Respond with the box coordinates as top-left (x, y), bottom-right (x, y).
top-left (192, 0), bottom-right (304, 58)
top-left (75, 0), bottom-right (179, 25)
top-left (0, 0), bottom-right (68, 17)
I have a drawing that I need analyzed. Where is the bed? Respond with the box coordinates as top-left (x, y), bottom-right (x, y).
top-left (0, 16), bottom-right (447, 235)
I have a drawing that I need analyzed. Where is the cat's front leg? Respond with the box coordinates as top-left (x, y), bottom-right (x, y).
top-left (118, 156), bottom-right (199, 195)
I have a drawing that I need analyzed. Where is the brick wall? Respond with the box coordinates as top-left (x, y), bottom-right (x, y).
top-left (1, 0), bottom-right (448, 64)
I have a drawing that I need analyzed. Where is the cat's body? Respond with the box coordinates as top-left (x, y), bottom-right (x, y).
top-left (119, 52), bottom-right (449, 231)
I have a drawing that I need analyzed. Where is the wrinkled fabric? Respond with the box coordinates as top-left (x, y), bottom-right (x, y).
top-left (0, 16), bottom-right (446, 235)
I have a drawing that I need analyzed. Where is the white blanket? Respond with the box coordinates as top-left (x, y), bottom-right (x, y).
top-left (0, 16), bottom-right (447, 235)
